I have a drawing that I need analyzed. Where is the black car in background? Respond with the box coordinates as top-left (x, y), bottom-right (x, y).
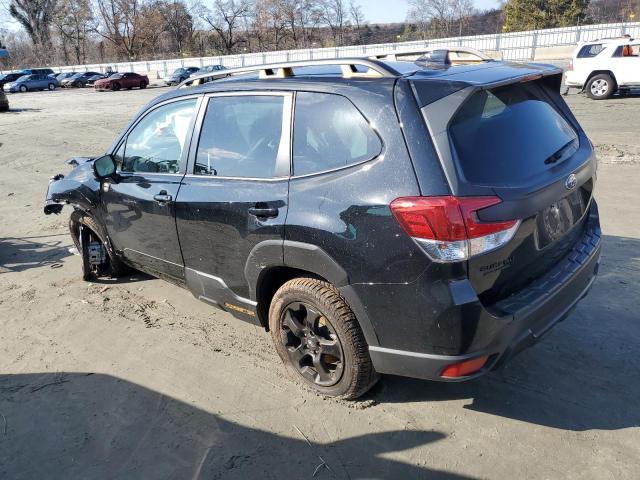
top-left (0, 72), bottom-right (23, 88)
top-left (44, 52), bottom-right (601, 399)
top-left (164, 67), bottom-right (200, 86)
top-left (19, 68), bottom-right (55, 76)
top-left (61, 71), bottom-right (102, 88)
top-left (190, 64), bottom-right (226, 78)
top-left (0, 89), bottom-right (8, 111)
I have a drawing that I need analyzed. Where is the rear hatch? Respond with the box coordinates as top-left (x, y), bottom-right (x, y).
top-left (416, 68), bottom-right (596, 306)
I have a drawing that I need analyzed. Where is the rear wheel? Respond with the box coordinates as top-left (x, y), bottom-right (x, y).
top-left (269, 277), bottom-right (378, 399)
top-left (69, 211), bottom-right (129, 280)
top-left (140, 81), bottom-right (147, 89)
top-left (586, 74), bottom-right (616, 100)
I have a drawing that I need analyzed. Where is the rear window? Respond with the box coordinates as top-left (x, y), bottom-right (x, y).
top-left (449, 82), bottom-right (578, 186)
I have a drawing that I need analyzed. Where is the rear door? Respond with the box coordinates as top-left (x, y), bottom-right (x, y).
top-left (100, 96), bottom-right (201, 280)
top-left (176, 91), bottom-right (292, 304)
top-left (422, 75), bottom-right (596, 305)
top-left (610, 43), bottom-right (640, 85)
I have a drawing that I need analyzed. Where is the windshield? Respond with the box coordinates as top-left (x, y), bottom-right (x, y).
top-left (449, 82), bottom-right (578, 186)
top-left (173, 68), bottom-right (186, 74)
top-left (17, 75), bottom-right (31, 82)
top-left (109, 73), bottom-right (123, 79)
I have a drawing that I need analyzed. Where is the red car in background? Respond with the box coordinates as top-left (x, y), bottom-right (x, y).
top-left (94, 72), bottom-right (149, 91)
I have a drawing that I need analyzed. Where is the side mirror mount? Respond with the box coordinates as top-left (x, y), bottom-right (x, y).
top-left (93, 154), bottom-right (118, 181)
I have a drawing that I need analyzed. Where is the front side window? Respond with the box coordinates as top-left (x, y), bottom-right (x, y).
top-left (293, 92), bottom-right (381, 176)
top-left (121, 99), bottom-right (197, 173)
top-left (577, 44), bottom-right (604, 58)
top-left (195, 95), bottom-right (285, 178)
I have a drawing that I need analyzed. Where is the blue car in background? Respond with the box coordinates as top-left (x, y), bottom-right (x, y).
top-left (3, 73), bottom-right (59, 93)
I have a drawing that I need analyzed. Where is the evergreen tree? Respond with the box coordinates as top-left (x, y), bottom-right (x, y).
top-left (503, 0), bottom-right (590, 32)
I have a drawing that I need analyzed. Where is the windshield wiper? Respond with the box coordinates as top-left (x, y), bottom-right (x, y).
top-left (545, 139), bottom-right (578, 165)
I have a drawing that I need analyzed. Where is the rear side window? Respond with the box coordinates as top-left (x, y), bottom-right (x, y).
top-left (293, 92), bottom-right (381, 176)
top-left (449, 82), bottom-right (578, 186)
top-left (577, 44), bottom-right (604, 58)
top-left (195, 95), bottom-right (285, 178)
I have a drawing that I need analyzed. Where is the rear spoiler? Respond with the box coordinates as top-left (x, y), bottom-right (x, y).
top-left (410, 63), bottom-right (564, 108)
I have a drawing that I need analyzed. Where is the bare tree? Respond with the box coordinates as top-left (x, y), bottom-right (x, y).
top-left (52, 0), bottom-right (93, 64)
top-left (156, 0), bottom-right (195, 54)
top-left (321, 0), bottom-right (346, 46)
top-left (407, 0), bottom-right (454, 39)
top-left (204, 0), bottom-right (250, 54)
top-left (9, 0), bottom-right (58, 61)
top-left (349, 0), bottom-right (364, 43)
top-left (95, 0), bottom-right (142, 59)
top-left (451, 0), bottom-right (473, 36)
top-left (254, 0), bottom-right (287, 50)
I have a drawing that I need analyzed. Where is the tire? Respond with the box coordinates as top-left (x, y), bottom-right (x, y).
top-left (586, 74), bottom-right (616, 100)
top-left (269, 277), bottom-right (378, 399)
top-left (48, 83), bottom-right (55, 90)
top-left (19, 85), bottom-right (27, 92)
top-left (112, 82), bottom-right (120, 91)
top-left (69, 210), bottom-right (129, 280)
top-left (140, 81), bottom-right (147, 89)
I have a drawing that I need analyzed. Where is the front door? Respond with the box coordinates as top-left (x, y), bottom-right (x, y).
top-left (176, 92), bottom-right (292, 308)
top-left (100, 97), bottom-right (200, 280)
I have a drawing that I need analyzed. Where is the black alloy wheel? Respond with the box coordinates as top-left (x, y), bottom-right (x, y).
top-left (280, 301), bottom-right (344, 387)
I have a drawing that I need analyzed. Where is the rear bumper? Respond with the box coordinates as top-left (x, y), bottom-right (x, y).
top-left (564, 71), bottom-right (585, 88)
top-left (368, 204), bottom-right (602, 382)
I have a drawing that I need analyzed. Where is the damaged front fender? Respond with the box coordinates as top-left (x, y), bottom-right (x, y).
top-left (44, 157), bottom-right (101, 215)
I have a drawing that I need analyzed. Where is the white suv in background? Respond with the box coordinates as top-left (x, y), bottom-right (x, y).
top-left (565, 37), bottom-right (640, 99)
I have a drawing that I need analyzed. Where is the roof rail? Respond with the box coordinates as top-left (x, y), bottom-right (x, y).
top-left (586, 35), bottom-right (634, 43)
top-left (178, 58), bottom-right (401, 88)
top-left (370, 46), bottom-right (494, 64)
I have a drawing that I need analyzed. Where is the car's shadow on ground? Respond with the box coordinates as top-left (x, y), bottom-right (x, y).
top-left (2, 107), bottom-right (43, 113)
top-left (364, 234), bottom-right (640, 432)
top-left (0, 235), bottom-right (72, 273)
top-left (0, 372), bottom-right (473, 480)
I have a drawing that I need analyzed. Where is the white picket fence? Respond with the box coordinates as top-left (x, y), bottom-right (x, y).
top-left (5, 21), bottom-right (640, 76)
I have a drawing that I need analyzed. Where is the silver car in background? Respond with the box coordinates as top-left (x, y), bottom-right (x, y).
top-left (3, 74), bottom-right (59, 93)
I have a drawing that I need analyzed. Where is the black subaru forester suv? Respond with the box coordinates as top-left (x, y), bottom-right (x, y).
top-left (45, 51), bottom-right (601, 399)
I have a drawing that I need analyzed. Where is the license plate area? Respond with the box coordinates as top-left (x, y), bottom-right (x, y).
top-left (536, 186), bottom-right (589, 249)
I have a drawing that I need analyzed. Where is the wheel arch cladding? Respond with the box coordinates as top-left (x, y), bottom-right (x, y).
top-left (586, 70), bottom-right (617, 85)
top-left (247, 241), bottom-right (379, 345)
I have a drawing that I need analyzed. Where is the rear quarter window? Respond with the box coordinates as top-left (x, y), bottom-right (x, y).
top-left (449, 82), bottom-right (578, 186)
top-left (293, 92), bottom-right (382, 176)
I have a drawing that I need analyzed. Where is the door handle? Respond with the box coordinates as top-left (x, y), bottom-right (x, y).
top-left (248, 206), bottom-right (279, 218)
top-left (153, 191), bottom-right (173, 203)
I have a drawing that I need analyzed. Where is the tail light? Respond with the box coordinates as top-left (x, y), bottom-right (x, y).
top-left (390, 196), bottom-right (520, 263)
top-left (568, 60), bottom-right (573, 71)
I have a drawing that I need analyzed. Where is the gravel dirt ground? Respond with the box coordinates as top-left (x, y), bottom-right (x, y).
top-left (0, 87), bottom-right (638, 480)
